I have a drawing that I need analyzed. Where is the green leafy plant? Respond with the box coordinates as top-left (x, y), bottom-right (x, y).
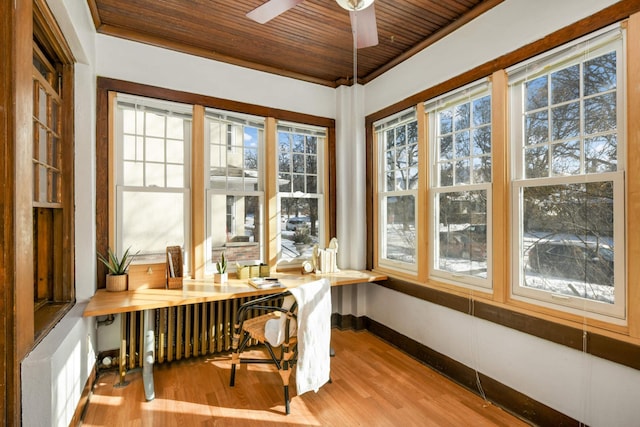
top-left (216, 251), bottom-right (227, 274)
top-left (98, 247), bottom-right (137, 275)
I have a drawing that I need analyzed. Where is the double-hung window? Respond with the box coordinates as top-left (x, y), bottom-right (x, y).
top-left (374, 109), bottom-right (418, 272)
top-left (509, 26), bottom-right (625, 320)
top-left (277, 122), bottom-right (326, 264)
top-left (114, 95), bottom-right (192, 266)
top-left (427, 81), bottom-right (492, 289)
top-left (205, 109), bottom-right (264, 272)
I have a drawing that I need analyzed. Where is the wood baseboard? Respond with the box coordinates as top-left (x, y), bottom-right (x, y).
top-left (70, 363), bottom-right (97, 427)
top-left (332, 313), bottom-right (578, 426)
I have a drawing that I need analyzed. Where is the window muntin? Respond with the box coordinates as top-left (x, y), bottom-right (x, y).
top-left (31, 4), bottom-right (75, 341)
top-left (115, 96), bottom-right (192, 263)
top-left (32, 46), bottom-right (62, 207)
top-left (510, 27), bottom-right (625, 320)
top-left (375, 109), bottom-right (418, 271)
top-left (427, 81), bottom-right (492, 289)
top-left (205, 109), bottom-right (264, 271)
top-left (277, 122), bottom-right (326, 264)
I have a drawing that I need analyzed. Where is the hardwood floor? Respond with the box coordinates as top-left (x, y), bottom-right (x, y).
top-left (81, 329), bottom-right (530, 426)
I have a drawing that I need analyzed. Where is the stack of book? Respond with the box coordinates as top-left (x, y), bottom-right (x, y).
top-left (248, 277), bottom-right (283, 289)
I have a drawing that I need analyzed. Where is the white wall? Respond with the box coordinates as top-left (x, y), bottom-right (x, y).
top-left (95, 35), bottom-right (336, 119)
top-left (359, 1), bottom-right (640, 426)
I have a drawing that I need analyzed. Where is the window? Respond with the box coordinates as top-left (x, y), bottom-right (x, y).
top-left (31, 1), bottom-right (75, 339)
top-left (277, 122), bottom-right (326, 264)
top-left (114, 95), bottom-right (192, 266)
top-left (374, 109), bottom-right (418, 272)
top-left (206, 109), bottom-right (264, 271)
top-left (427, 81), bottom-right (492, 289)
top-left (101, 80), bottom-right (335, 282)
top-left (509, 27), bottom-right (625, 320)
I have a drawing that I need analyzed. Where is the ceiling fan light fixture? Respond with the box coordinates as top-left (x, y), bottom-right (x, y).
top-left (336, 0), bottom-right (374, 12)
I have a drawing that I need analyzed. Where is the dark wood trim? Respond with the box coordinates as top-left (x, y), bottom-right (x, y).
top-left (364, 317), bottom-right (579, 427)
top-left (377, 277), bottom-right (640, 371)
top-left (365, 0), bottom-right (640, 127)
top-left (97, 77), bottom-right (335, 128)
top-left (71, 364), bottom-right (97, 427)
top-left (331, 313), bottom-right (367, 331)
top-left (96, 77), bottom-right (337, 287)
top-left (0, 0), bottom-right (16, 423)
top-left (95, 85), bottom-right (110, 290)
top-left (327, 126), bottom-right (337, 239)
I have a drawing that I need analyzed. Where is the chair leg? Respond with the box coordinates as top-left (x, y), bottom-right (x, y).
top-left (230, 363), bottom-right (236, 387)
top-left (230, 330), bottom-right (251, 387)
top-left (284, 385), bottom-right (290, 415)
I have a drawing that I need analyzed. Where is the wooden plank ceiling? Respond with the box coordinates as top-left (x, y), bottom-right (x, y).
top-left (87, 0), bottom-right (503, 87)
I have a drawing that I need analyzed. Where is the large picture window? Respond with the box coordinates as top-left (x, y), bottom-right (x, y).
top-left (427, 81), bottom-right (492, 289)
top-left (374, 109), bottom-right (418, 272)
top-left (509, 27), bottom-right (625, 320)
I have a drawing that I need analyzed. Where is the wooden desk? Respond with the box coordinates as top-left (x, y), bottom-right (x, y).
top-left (84, 270), bottom-right (386, 317)
top-left (83, 270), bottom-right (386, 400)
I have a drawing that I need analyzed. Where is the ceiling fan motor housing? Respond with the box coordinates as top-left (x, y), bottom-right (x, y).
top-left (336, 0), bottom-right (375, 12)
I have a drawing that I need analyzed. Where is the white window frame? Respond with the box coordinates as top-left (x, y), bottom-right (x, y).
top-left (204, 108), bottom-right (265, 274)
top-left (114, 94), bottom-right (192, 267)
top-left (508, 26), bottom-right (626, 321)
top-left (374, 108), bottom-right (419, 273)
top-left (426, 80), bottom-right (493, 290)
top-left (276, 121), bottom-right (326, 266)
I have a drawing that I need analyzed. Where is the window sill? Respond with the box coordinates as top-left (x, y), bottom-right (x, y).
top-left (34, 301), bottom-right (75, 346)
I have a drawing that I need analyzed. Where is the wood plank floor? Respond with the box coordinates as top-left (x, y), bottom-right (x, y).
top-left (81, 329), bottom-right (530, 426)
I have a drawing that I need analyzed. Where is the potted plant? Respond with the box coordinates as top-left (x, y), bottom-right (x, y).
top-left (98, 246), bottom-right (137, 292)
top-left (292, 228), bottom-right (312, 255)
top-left (214, 251), bottom-right (228, 283)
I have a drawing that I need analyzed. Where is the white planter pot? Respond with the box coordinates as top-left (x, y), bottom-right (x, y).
top-left (214, 272), bottom-right (228, 284)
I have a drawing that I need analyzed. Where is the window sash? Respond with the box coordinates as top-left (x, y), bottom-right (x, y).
top-left (427, 80), bottom-right (493, 289)
top-left (509, 28), bottom-right (626, 320)
top-left (511, 172), bottom-right (625, 321)
top-left (376, 113), bottom-right (419, 272)
top-left (114, 95), bottom-right (192, 264)
top-left (277, 122), bottom-right (326, 264)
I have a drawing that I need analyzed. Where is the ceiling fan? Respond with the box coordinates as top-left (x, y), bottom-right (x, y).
top-left (247, 0), bottom-right (379, 49)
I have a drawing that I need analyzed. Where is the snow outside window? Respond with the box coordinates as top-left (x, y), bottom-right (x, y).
top-left (205, 109), bottom-right (265, 273)
top-left (277, 122), bottom-right (326, 265)
top-left (375, 109), bottom-right (418, 273)
top-left (426, 80), bottom-right (492, 290)
top-left (509, 26), bottom-right (626, 321)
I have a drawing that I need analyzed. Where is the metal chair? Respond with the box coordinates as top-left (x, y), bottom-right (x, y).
top-left (229, 291), bottom-right (299, 414)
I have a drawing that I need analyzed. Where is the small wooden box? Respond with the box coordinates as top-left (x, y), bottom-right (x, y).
top-left (128, 262), bottom-right (166, 290)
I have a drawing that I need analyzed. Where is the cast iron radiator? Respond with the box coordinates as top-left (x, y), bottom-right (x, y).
top-left (121, 295), bottom-right (281, 370)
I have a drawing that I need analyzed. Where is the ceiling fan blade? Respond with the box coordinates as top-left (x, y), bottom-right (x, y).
top-left (350, 3), bottom-right (378, 48)
top-left (247, 0), bottom-right (305, 24)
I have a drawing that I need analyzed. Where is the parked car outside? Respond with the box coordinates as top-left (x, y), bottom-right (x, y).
top-left (527, 240), bottom-right (614, 286)
top-left (285, 217), bottom-right (310, 231)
